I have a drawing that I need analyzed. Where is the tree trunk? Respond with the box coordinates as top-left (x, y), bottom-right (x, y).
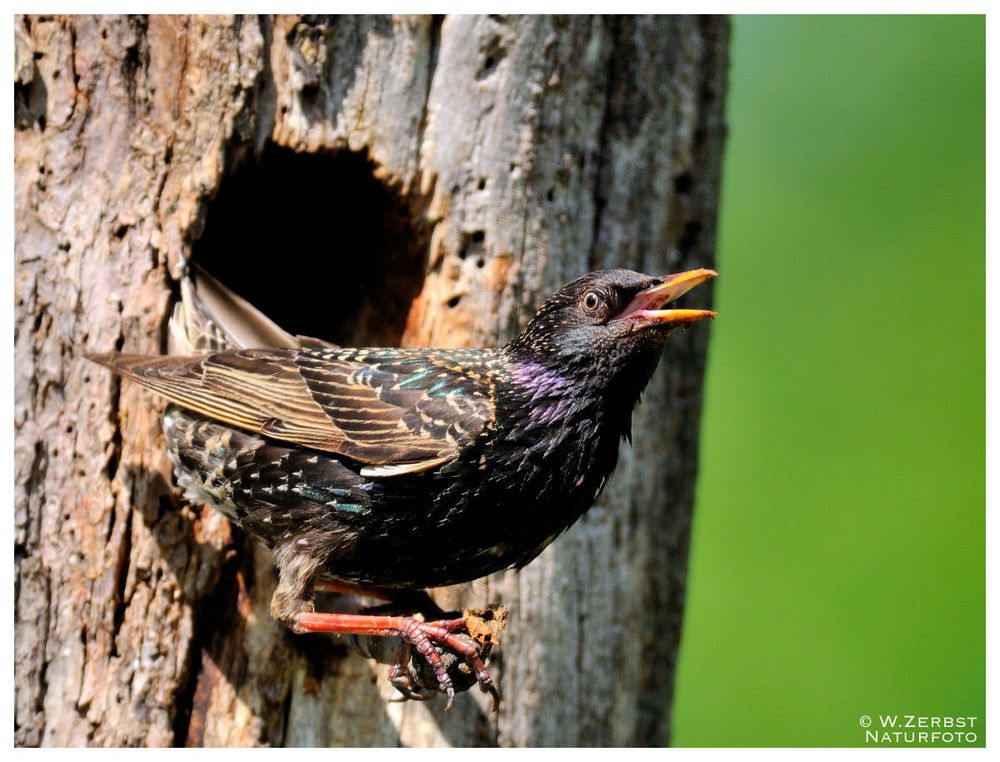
top-left (14, 14), bottom-right (728, 747)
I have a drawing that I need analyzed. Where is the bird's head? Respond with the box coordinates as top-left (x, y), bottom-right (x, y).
top-left (505, 268), bottom-right (717, 385)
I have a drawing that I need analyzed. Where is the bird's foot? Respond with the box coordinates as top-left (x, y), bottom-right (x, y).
top-left (293, 611), bottom-right (497, 710)
top-left (387, 642), bottom-right (437, 703)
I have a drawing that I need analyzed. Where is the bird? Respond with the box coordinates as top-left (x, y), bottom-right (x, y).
top-left (87, 264), bottom-right (716, 707)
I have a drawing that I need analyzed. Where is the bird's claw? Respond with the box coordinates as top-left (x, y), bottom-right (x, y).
top-left (388, 643), bottom-right (438, 703)
top-left (482, 681), bottom-right (501, 713)
top-left (396, 617), bottom-right (494, 710)
top-left (388, 671), bottom-right (438, 703)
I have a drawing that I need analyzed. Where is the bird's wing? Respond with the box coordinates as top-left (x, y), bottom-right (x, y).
top-left (88, 347), bottom-right (496, 473)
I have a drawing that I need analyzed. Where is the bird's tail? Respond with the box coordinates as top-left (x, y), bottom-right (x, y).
top-left (167, 262), bottom-right (338, 354)
top-left (167, 261), bottom-right (300, 354)
top-left (86, 262), bottom-right (339, 385)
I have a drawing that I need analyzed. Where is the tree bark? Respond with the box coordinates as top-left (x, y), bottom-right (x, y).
top-left (14, 14), bottom-right (728, 747)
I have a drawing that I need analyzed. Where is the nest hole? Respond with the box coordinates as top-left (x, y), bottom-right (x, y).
top-left (191, 144), bottom-right (428, 348)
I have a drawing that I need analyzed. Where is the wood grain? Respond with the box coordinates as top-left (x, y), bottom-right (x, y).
top-left (14, 14), bottom-right (728, 747)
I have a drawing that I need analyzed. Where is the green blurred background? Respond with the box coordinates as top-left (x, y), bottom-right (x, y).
top-left (672, 16), bottom-right (985, 747)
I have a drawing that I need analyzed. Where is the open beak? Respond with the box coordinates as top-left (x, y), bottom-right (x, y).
top-left (614, 268), bottom-right (718, 326)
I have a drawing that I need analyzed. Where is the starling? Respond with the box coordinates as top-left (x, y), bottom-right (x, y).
top-left (88, 265), bottom-right (716, 706)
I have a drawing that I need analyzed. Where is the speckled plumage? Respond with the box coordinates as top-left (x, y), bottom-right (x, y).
top-left (88, 265), bottom-right (716, 704)
top-left (157, 345), bottom-right (623, 590)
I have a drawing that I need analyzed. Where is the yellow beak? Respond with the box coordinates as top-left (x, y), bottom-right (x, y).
top-left (614, 268), bottom-right (718, 326)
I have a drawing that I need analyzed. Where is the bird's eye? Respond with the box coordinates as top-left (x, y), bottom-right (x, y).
top-left (583, 291), bottom-right (604, 313)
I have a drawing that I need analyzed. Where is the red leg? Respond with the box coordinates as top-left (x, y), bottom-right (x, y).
top-left (313, 581), bottom-right (446, 619)
top-left (313, 579), bottom-right (396, 600)
top-left (294, 612), bottom-right (495, 709)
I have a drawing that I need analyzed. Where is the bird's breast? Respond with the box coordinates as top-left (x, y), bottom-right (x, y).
top-left (447, 392), bottom-right (624, 566)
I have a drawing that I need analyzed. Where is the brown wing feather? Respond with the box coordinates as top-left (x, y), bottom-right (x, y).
top-left (86, 348), bottom-right (491, 469)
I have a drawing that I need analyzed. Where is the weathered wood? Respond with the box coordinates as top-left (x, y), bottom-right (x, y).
top-left (14, 14), bottom-right (728, 747)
